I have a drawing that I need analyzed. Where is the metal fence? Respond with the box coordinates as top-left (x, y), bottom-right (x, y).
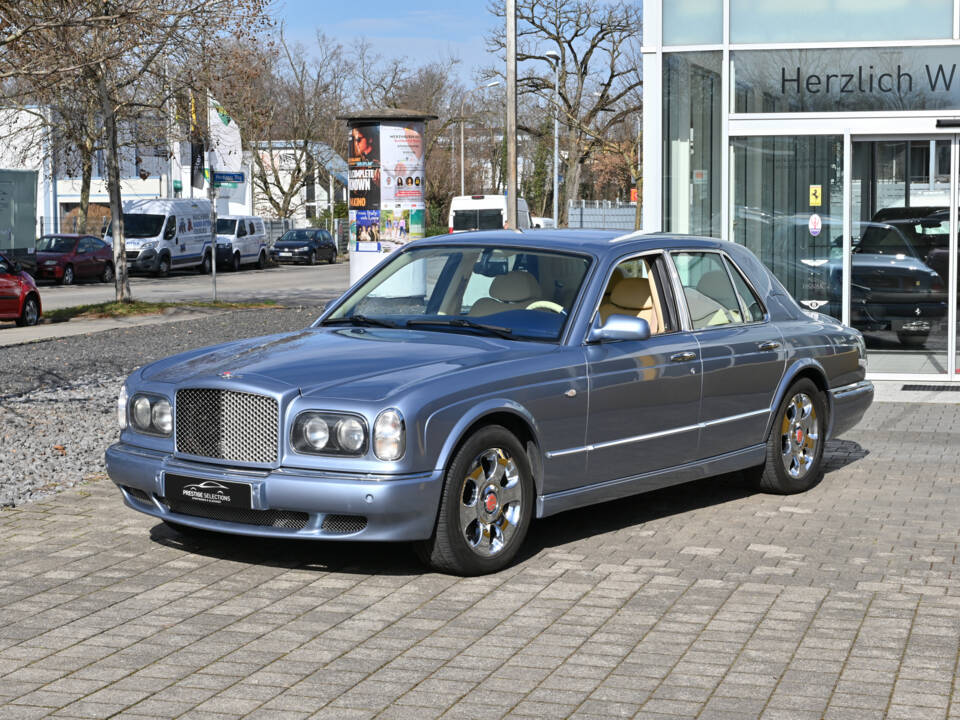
top-left (566, 200), bottom-right (638, 231)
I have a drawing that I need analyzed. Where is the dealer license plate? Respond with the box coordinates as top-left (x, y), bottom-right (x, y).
top-left (164, 474), bottom-right (252, 509)
top-left (280, 252), bottom-right (292, 257)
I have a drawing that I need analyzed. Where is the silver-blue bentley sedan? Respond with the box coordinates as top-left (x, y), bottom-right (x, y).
top-left (106, 231), bottom-right (874, 575)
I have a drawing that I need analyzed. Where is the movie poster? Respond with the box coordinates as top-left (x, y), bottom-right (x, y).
top-left (347, 124), bottom-right (379, 167)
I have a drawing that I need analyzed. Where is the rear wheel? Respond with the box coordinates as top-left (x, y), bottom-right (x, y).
top-left (415, 425), bottom-right (533, 575)
top-left (199, 252), bottom-right (212, 274)
top-left (15, 296), bottom-right (39, 326)
top-left (745, 378), bottom-right (826, 494)
top-left (100, 263), bottom-right (114, 283)
top-left (60, 265), bottom-right (74, 285)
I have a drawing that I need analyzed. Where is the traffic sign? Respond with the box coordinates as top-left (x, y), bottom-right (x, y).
top-left (212, 171), bottom-right (244, 186)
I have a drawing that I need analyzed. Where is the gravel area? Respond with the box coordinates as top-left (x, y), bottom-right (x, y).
top-left (0, 306), bottom-right (325, 507)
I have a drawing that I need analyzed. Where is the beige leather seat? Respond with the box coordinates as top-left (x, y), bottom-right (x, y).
top-left (598, 276), bottom-right (661, 334)
top-left (602, 267), bottom-right (625, 302)
top-left (469, 270), bottom-right (541, 316)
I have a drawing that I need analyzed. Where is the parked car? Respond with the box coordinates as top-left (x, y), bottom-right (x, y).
top-left (35, 234), bottom-right (114, 285)
top-left (107, 231), bottom-right (873, 575)
top-left (0, 252), bottom-right (41, 326)
top-left (105, 198), bottom-right (213, 276)
top-left (215, 215), bottom-right (268, 271)
top-left (270, 228), bottom-right (337, 265)
top-left (448, 194), bottom-right (532, 232)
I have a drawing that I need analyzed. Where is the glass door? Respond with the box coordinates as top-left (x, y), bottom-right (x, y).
top-left (850, 138), bottom-right (953, 376)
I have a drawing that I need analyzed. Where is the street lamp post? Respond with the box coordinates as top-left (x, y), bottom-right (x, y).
top-left (545, 50), bottom-right (560, 227)
top-left (460, 80), bottom-right (500, 196)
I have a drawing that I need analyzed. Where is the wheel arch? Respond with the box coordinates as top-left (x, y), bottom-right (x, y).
top-left (432, 401), bottom-right (544, 495)
top-left (23, 290), bottom-right (41, 316)
top-left (764, 359), bottom-right (831, 440)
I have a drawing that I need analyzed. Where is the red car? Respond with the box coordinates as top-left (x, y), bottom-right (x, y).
top-left (0, 252), bottom-right (41, 326)
top-left (35, 234), bottom-right (115, 285)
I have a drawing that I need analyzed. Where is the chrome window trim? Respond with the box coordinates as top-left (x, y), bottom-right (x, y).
top-left (721, 253), bottom-right (770, 323)
top-left (545, 408), bottom-right (770, 459)
top-left (666, 248), bottom-right (771, 332)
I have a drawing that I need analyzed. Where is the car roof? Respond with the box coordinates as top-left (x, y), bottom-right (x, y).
top-left (413, 229), bottom-right (731, 256)
top-left (40, 234), bottom-right (90, 239)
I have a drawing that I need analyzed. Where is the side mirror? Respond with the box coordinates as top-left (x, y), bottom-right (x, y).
top-left (587, 313), bottom-right (651, 343)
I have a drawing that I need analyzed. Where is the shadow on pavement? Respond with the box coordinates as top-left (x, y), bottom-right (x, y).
top-left (147, 440), bottom-right (868, 576)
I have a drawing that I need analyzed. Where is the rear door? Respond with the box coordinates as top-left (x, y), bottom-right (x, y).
top-left (75, 237), bottom-right (98, 278)
top-left (670, 250), bottom-right (785, 460)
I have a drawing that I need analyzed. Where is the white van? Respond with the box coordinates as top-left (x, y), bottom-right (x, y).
top-left (215, 215), bottom-right (268, 271)
top-left (448, 195), bottom-right (532, 233)
top-left (106, 199), bottom-right (213, 276)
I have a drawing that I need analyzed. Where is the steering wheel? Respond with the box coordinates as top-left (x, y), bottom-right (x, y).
top-left (525, 300), bottom-right (565, 313)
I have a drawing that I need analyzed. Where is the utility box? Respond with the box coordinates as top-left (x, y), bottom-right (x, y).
top-left (0, 169), bottom-right (38, 271)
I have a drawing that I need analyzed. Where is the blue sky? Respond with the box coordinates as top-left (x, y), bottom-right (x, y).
top-left (277, 1), bottom-right (499, 81)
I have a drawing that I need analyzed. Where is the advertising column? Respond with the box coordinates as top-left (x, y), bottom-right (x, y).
top-left (346, 116), bottom-right (429, 285)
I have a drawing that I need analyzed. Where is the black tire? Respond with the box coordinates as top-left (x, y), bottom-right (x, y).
top-left (897, 331), bottom-right (927, 348)
top-left (257, 250), bottom-right (267, 270)
top-left (155, 254), bottom-right (170, 278)
top-left (60, 264), bottom-right (74, 285)
top-left (199, 252), bottom-right (212, 275)
top-left (308, 250), bottom-right (316, 266)
top-left (15, 296), bottom-right (39, 327)
top-left (745, 378), bottom-right (827, 494)
top-left (414, 425), bottom-right (534, 575)
top-left (231, 252), bottom-right (241, 272)
top-left (100, 262), bottom-right (114, 283)
top-left (327, 250), bottom-right (336, 264)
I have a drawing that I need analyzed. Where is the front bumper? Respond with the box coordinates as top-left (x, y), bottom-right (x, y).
top-left (271, 249), bottom-right (312, 263)
top-left (125, 249), bottom-right (162, 273)
top-left (34, 264), bottom-right (64, 280)
top-left (105, 442), bottom-right (444, 541)
top-left (829, 380), bottom-right (874, 439)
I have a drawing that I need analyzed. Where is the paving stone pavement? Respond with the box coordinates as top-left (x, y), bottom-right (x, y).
top-left (1, 401), bottom-right (959, 719)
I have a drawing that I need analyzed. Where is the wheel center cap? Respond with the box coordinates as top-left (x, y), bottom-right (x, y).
top-left (483, 490), bottom-right (499, 514)
top-left (795, 427), bottom-right (804, 444)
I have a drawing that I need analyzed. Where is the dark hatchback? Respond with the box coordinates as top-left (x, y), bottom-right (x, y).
top-left (35, 234), bottom-right (114, 285)
top-left (271, 228), bottom-right (337, 265)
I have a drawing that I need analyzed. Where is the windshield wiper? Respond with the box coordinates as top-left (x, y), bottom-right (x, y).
top-left (406, 317), bottom-right (515, 340)
top-left (321, 314), bottom-right (399, 329)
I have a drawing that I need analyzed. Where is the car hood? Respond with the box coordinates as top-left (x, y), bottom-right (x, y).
top-left (140, 326), bottom-right (556, 402)
top-left (35, 251), bottom-right (69, 262)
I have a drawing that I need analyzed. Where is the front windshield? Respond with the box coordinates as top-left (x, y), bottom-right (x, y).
top-left (37, 236), bottom-right (76, 253)
top-left (278, 229), bottom-right (314, 243)
top-left (216, 219), bottom-right (237, 235)
top-left (324, 245), bottom-right (592, 341)
top-left (107, 213), bottom-right (165, 239)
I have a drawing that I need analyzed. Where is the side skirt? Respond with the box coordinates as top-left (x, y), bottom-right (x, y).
top-left (536, 444), bottom-right (766, 519)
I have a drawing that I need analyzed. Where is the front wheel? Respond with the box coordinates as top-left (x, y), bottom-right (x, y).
top-left (308, 250), bottom-right (316, 266)
top-left (155, 255), bottom-right (170, 278)
top-left (745, 378), bottom-right (826, 494)
top-left (257, 250), bottom-right (267, 270)
top-left (16, 296), bottom-right (39, 326)
top-left (231, 252), bottom-right (241, 272)
top-left (100, 262), bottom-right (114, 283)
top-left (60, 265), bottom-right (74, 285)
top-left (415, 426), bottom-right (534, 575)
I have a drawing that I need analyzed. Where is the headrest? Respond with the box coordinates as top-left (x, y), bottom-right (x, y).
top-left (610, 277), bottom-right (653, 310)
top-left (609, 267), bottom-right (625, 285)
top-left (696, 271), bottom-right (732, 299)
top-left (490, 271), bottom-right (540, 302)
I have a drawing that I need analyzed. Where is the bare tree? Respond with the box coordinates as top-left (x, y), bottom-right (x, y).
top-left (486, 0), bottom-right (642, 225)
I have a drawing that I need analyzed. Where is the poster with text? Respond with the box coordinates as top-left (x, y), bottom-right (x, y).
top-left (348, 124), bottom-right (380, 167)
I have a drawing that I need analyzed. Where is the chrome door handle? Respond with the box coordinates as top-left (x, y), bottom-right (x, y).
top-left (670, 351), bottom-right (697, 362)
top-left (758, 341), bottom-right (781, 351)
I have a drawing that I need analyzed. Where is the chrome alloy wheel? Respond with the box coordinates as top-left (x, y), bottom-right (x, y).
top-left (458, 448), bottom-right (523, 557)
top-left (780, 392), bottom-right (819, 480)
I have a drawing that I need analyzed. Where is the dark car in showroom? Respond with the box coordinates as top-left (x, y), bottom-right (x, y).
top-left (270, 228), bottom-right (337, 265)
top-left (107, 230), bottom-right (873, 575)
top-left (0, 251), bottom-right (41, 326)
top-left (34, 234), bottom-right (115, 285)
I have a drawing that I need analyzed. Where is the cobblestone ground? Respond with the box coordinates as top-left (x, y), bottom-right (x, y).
top-left (1, 401), bottom-right (958, 719)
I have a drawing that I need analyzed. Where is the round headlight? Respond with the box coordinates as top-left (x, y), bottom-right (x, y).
top-left (337, 417), bottom-right (365, 452)
top-left (303, 416), bottom-right (329, 449)
top-left (152, 399), bottom-right (172, 435)
top-left (132, 396), bottom-right (152, 430)
top-left (373, 409), bottom-right (404, 461)
top-left (117, 385), bottom-right (128, 429)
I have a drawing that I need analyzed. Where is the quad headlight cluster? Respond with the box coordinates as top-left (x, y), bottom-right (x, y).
top-left (292, 409), bottom-right (404, 461)
top-left (125, 392), bottom-right (173, 436)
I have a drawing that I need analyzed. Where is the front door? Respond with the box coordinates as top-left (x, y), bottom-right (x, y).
top-left (0, 255), bottom-right (20, 317)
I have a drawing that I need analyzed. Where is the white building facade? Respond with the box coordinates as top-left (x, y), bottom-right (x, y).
top-left (643, 0), bottom-right (960, 381)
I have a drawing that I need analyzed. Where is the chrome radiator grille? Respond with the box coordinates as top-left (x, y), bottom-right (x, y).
top-left (176, 388), bottom-right (278, 463)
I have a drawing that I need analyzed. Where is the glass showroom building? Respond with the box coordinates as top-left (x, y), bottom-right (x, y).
top-left (643, 0), bottom-right (960, 379)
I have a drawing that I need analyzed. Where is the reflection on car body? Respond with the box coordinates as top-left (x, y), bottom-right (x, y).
top-left (107, 231), bottom-right (873, 575)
